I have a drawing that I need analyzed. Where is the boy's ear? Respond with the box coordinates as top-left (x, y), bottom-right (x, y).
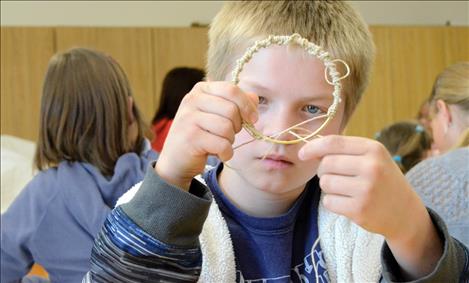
top-left (127, 96), bottom-right (135, 124)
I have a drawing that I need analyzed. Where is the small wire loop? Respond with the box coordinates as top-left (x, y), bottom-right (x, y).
top-left (324, 58), bottom-right (350, 85)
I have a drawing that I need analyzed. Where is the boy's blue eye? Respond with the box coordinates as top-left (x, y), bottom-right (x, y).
top-left (303, 105), bottom-right (321, 115)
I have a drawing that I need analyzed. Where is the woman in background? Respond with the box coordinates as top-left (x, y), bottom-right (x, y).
top-left (376, 121), bottom-right (432, 174)
top-left (151, 67), bottom-right (205, 152)
top-left (406, 62), bottom-right (469, 247)
top-left (1, 48), bottom-right (157, 282)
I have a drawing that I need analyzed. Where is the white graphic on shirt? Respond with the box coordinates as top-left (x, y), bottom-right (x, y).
top-left (236, 248), bottom-right (328, 283)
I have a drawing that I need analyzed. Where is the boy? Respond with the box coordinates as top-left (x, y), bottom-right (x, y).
top-left (84, 2), bottom-right (468, 282)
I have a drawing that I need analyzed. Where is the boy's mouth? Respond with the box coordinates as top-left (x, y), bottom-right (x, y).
top-left (259, 154), bottom-right (294, 169)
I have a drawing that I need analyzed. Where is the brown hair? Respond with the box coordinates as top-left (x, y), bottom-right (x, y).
top-left (35, 48), bottom-right (146, 176)
top-left (207, 1), bottom-right (375, 123)
top-left (152, 67), bottom-right (205, 124)
top-left (376, 121), bottom-right (432, 173)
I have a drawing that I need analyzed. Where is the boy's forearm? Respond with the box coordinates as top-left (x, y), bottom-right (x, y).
top-left (382, 208), bottom-right (469, 282)
top-left (386, 205), bottom-right (443, 279)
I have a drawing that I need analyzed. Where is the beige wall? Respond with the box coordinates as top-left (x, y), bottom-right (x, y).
top-left (1, 1), bottom-right (468, 27)
top-left (350, 1), bottom-right (468, 26)
top-left (0, 1), bottom-right (223, 27)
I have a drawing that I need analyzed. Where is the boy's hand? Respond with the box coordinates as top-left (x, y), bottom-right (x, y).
top-left (299, 135), bottom-right (443, 279)
top-left (298, 135), bottom-right (416, 237)
top-left (155, 81), bottom-right (258, 191)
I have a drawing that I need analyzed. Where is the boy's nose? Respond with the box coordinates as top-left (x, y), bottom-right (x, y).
top-left (260, 110), bottom-right (301, 142)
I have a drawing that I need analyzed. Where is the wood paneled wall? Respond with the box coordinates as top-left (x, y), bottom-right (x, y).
top-left (152, 28), bottom-right (208, 109)
top-left (346, 26), bottom-right (469, 137)
top-left (1, 26), bottom-right (468, 142)
top-left (1, 28), bottom-right (55, 141)
top-left (0, 26), bottom-right (209, 141)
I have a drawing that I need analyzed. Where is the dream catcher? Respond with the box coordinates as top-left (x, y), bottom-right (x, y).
top-left (231, 33), bottom-right (350, 149)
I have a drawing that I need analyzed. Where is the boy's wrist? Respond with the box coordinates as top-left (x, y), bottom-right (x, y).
top-left (155, 157), bottom-right (192, 191)
top-left (385, 193), bottom-right (424, 243)
top-left (385, 201), bottom-right (443, 279)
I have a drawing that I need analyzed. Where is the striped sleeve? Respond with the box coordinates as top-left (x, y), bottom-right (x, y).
top-left (86, 207), bottom-right (202, 282)
top-left (83, 165), bottom-right (213, 282)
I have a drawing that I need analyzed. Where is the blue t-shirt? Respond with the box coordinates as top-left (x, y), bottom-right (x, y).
top-left (203, 164), bottom-right (329, 283)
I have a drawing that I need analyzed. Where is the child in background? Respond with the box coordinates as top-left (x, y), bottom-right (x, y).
top-left (151, 67), bottom-right (205, 152)
top-left (375, 121), bottom-right (432, 173)
top-left (1, 48), bottom-right (158, 283)
top-left (85, 2), bottom-right (468, 282)
top-left (407, 62), bottom-right (469, 247)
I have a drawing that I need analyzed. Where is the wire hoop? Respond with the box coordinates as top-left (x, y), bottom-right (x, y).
top-left (232, 33), bottom-right (349, 145)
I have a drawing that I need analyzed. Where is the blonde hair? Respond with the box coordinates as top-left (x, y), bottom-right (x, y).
top-left (430, 62), bottom-right (469, 120)
top-left (207, 1), bottom-right (375, 122)
top-left (376, 121), bottom-right (432, 174)
top-left (453, 128), bottom-right (469, 149)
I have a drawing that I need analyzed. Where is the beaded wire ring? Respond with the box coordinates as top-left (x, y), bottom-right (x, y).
top-left (231, 33), bottom-right (350, 146)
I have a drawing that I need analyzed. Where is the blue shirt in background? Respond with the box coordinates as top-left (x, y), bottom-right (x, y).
top-left (1, 143), bottom-right (157, 283)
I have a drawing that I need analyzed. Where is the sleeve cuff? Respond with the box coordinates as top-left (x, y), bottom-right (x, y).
top-left (120, 162), bottom-right (212, 248)
top-left (381, 207), bottom-right (467, 282)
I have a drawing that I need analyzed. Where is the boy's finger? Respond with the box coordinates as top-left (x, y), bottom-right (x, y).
top-left (246, 92), bottom-right (260, 107)
top-left (195, 112), bottom-right (236, 144)
top-left (194, 94), bottom-right (243, 133)
top-left (192, 129), bottom-right (234, 161)
top-left (201, 82), bottom-right (258, 123)
top-left (317, 155), bottom-right (363, 177)
top-left (319, 174), bottom-right (362, 197)
top-left (299, 135), bottom-right (371, 160)
top-left (322, 194), bottom-right (357, 219)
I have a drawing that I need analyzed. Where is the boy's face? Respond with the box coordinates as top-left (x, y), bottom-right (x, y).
top-left (223, 45), bottom-right (346, 194)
